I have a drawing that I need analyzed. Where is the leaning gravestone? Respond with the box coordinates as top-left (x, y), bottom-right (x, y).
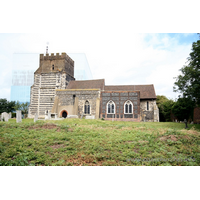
top-left (34, 113), bottom-right (38, 122)
top-left (16, 110), bottom-right (22, 123)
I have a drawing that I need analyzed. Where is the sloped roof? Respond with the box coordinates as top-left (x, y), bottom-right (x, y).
top-left (67, 79), bottom-right (105, 90)
top-left (104, 85), bottom-right (157, 99)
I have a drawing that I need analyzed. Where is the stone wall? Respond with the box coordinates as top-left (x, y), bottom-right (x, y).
top-left (140, 99), bottom-right (159, 122)
top-left (54, 89), bottom-right (101, 118)
top-left (100, 91), bottom-right (140, 121)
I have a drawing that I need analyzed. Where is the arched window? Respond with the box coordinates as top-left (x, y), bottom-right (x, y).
top-left (124, 100), bottom-right (133, 114)
top-left (84, 100), bottom-right (90, 114)
top-left (107, 100), bottom-right (115, 114)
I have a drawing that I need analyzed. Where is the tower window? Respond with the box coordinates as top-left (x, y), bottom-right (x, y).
top-left (52, 65), bottom-right (54, 70)
top-left (147, 101), bottom-right (149, 110)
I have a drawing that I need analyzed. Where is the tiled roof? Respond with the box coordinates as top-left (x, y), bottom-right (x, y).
top-left (67, 79), bottom-right (156, 99)
top-left (67, 79), bottom-right (105, 90)
top-left (104, 85), bottom-right (157, 99)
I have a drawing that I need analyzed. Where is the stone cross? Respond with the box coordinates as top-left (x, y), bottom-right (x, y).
top-left (16, 110), bottom-right (22, 123)
top-left (34, 113), bottom-right (38, 122)
top-left (184, 119), bottom-right (188, 129)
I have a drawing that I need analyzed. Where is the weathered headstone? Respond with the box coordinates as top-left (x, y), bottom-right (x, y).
top-left (9, 112), bottom-right (11, 119)
top-left (16, 110), bottom-right (22, 123)
top-left (68, 115), bottom-right (78, 118)
top-left (1, 112), bottom-right (9, 122)
top-left (48, 111), bottom-right (51, 120)
top-left (85, 115), bottom-right (95, 119)
top-left (34, 113), bottom-right (38, 122)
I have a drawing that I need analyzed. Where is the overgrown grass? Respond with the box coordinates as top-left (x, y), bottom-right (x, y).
top-left (0, 119), bottom-right (200, 166)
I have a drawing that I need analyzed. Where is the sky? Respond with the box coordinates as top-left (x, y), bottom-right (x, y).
top-left (0, 0), bottom-right (199, 102)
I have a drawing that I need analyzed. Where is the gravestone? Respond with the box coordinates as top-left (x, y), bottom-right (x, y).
top-left (1, 112), bottom-right (9, 122)
top-left (85, 115), bottom-right (95, 119)
top-left (48, 111), bottom-right (51, 120)
top-left (16, 110), bottom-right (22, 123)
top-left (68, 115), bottom-right (78, 118)
top-left (9, 112), bottom-right (11, 119)
top-left (34, 113), bottom-right (38, 122)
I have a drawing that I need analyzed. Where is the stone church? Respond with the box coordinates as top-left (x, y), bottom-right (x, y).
top-left (28, 52), bottom-right (159, 122)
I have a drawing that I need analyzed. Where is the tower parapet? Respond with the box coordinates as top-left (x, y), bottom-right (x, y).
top-left (36, 52), bottom-right (74, 77)
top-left (40, 52), bottom-right (74, 66)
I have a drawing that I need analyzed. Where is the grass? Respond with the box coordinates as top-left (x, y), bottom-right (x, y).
top-left (0, 118), bottom-right (200, 166)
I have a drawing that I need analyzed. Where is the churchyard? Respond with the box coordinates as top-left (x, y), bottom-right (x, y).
top-left (0, 118), bottom-right (200, 166)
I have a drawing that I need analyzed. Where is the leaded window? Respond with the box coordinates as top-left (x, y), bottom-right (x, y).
top-left (84, 100), bottom-right (90, 114)
top-left (124, 100), bottom-right (133, 114)
top-left (107, 100), bottom-right (115, 114)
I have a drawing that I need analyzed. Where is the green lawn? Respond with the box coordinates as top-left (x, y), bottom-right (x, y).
top-left (0, 119), bottom-right (200, 166)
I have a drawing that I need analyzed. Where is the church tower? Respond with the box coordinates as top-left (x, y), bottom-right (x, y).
top-left (28, 53), bottom-right (75, 118)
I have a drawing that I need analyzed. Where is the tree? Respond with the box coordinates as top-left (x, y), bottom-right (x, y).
top-left (162, 99), bottom-right (175, 122)
top-left (0, 99), bottom-right (16, 114)
top-left (173, 38), bottom-right (200, 106)
top-left (21, 102), bottom-right (29, 115)
top-left (13, 101), bottom-right (30, 118)
top-left (13, 101), bottom-right (22, 111)
top-left (156, 95), bottom-right (175, 122)
top-left (172, 97), bottom-right (195, 121)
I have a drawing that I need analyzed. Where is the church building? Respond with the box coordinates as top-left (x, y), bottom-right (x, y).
top-left (28, 52), bottom-right (159, 122)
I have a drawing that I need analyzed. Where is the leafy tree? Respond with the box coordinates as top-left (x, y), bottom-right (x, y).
top-left (156, 95), bottom-right (175, 122)
top-left (13, 101), bottom-right (30, 118)
top-left (174, 38), bottom-right (200, 106)
top-left (162, 99), bottom-right (175, 122)
top-left (0, 98), bottom-right (16, 114)
top-left (13, 101), bottom-right (22, 111)
top-left (172, 97), bottom-right (195, 121)
top-left (21, 102), bottom-right (29, 115)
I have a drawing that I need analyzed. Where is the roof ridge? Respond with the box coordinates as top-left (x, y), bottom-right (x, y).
top-left (105, 84), bottom-right (154, 86)
top-left (72, 79), bottom-right (105, 82)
